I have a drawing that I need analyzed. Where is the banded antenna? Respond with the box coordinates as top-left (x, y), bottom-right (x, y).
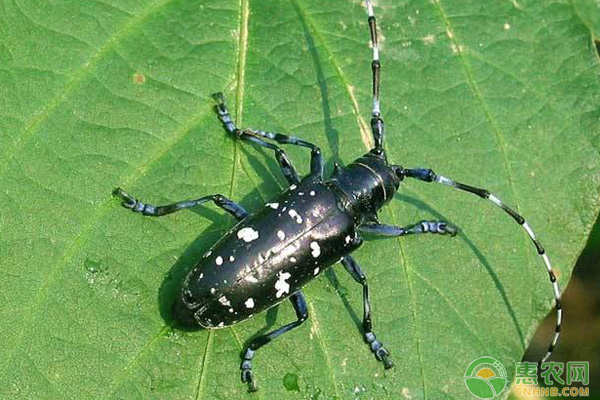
top-left (365, 0), bottom-right (385, 153)
top-left (404, 168), bottom-right (563, 367)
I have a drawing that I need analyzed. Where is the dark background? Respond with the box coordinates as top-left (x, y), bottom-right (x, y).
top-left (514, 214), bottom-right (600, 398)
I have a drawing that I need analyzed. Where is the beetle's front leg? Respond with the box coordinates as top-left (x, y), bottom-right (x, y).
top-left (240, 291), bottom-right (308, 392)
top-left (213, 93), bottom-right (324, 183)
top-left (341, 255), bottom-right (393, 369)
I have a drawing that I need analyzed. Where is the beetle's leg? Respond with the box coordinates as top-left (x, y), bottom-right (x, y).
top-left (213, 92), bottom-right (300, 185)
top-left (238, 129), bottom-right (323, 180)
top-left (242, 136), bottom-right (301, 185)
top-left (341, 255), bottom-right (393, 369)
top-left (359, 220), bottom-right (458, 237)
top-left (112, 189), bottom-right (248, 219)
top-left (241, 291), bottom-right (308, 392)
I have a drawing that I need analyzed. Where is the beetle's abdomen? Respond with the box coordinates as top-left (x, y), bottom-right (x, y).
top-left (181, 179), bottom-right (361, 328)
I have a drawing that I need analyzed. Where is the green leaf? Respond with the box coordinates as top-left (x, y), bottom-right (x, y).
top-left (1, 0), bottom-right (599, 399)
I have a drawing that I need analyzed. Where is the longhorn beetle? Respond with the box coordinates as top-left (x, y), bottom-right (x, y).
top-left (114, 0), bottom-right (562, 392)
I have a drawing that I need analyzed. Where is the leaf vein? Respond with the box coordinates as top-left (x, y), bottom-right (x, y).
top-left (0, 0), bottom-right (180, 180)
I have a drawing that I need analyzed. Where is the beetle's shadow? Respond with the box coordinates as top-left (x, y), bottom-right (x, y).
top-left (320, 193), bottom-right (525, 349)
top-left (399, 193), bottom-right (526, 347)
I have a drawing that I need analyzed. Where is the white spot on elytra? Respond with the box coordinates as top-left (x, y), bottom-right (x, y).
top-left (310, 241), bottom-right (321, 258)
top-left (345, 235), bottom-right (352, 244)
top-left (244, 275), bottom-right (258, 283)
top-left (229, 308), bottom-right (234, 313)
top-left (288, 209), bottom-right (303, 224)
top-left (229, 255), bottom-right (235, 262)
top-left (289, 184), bottom-right (297, 190)
top-left (218, 295), bottom-right (231, 306)
top-left (290, 257), bottom-right (297, 263)
top-left (266, 202), bottom-right (279, 209)
top-left (314, 267), bottom-right (320, 275)
top-left (309, 191), bottom-right (316, 196)
top-left (298, 192), bottom-right (304, 196)
top-left (215, 256), bottom-right (223, 265)
top-left (277, 230), bottom-right (286, 240)
top-left (274, 271), bottom-right (292, 298)
top-left (199, 273), bottom-right (204, 279)
top-left (210, 287), bottom-right (216, 294)
top-left (237, 227), bottom-right (259, 242)
top-left (245, 298), bottom-right (255, 308)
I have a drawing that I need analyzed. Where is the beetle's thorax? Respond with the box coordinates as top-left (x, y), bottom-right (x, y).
top-left (329, 150), bottom-right (402, 220)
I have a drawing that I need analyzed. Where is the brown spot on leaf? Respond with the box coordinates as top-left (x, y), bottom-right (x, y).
top-left (133, 72), bottom-right (146, 85)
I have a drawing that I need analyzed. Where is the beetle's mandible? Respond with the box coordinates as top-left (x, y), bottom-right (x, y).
top-left (114, 0), bottom-right (562, 392)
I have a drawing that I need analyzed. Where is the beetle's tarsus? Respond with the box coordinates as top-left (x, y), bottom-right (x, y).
top-left (377, 348), bottom-right (394, 369)
top-left (241, 348), bottom-right (257, 392)
top-left (435, 221), bottom-right (459, 237)
top-left (241, 369), bottom-right (258, 392)
top-left (364, 331), bottom-right (394, 369)
top-left (112, 187), bottom-right (136, 208)
top-left (440, 222), bottom-right (459, 236)
top-left (211, 92), bottom-right (225, 103)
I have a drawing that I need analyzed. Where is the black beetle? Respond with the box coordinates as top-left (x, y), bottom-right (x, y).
top-left (114, 0), bottom-right (562, 392)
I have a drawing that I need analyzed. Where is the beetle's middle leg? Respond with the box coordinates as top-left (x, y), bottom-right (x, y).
top-left (113, 189), bottom-right (248, 220)
top-left (241, 290), bottom-right (308, 392)
top-left (341, 255), bottom-right (394, 369)
top-left (359, 220), bottom-right (458, 237)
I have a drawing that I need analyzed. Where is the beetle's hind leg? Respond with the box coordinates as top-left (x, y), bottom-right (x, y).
top-left (240, 291), bottom-right (308, 392)
top-left (112, 189), bottom-right (248, 220)
top-left (341, 255), bottom-right (393, 369)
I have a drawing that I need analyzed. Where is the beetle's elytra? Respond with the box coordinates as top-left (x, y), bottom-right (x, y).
top-left (114, 0), bottom-right (562, 392)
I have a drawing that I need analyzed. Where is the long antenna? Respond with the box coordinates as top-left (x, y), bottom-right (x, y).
top-left (404, 168), bottom-right (563, 366)
top-left (365, 0), bottom-right (384, 153)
